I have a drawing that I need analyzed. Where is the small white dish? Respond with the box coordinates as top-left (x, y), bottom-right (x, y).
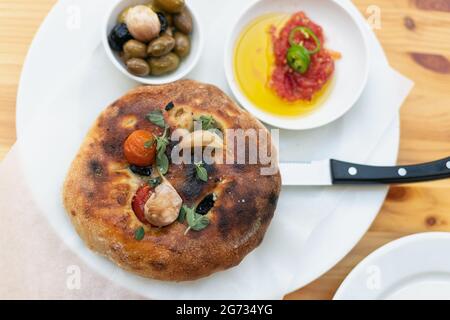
top-left (334, 232), bottom-right (450, 300)
top-left (102, 0), bottom-right (203, 85)
top-left (224, 0), bottom-right (370, 130)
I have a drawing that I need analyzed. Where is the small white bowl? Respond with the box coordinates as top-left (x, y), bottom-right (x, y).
top-left (103, 0), bottom-right (203, 85)
top-left (224, 0), bottom-right (370, 130)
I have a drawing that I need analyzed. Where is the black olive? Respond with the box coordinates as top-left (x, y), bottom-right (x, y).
top-left (157, 12), bottom-right (169, 35)
top-left (129, 165), bottom-right (152, 176)
top-left (196, 194), bottom-right (216, 215)
top-left (165, 101), bottom-right (175, 111)
top-left (108, 23), bottom-right (133, 51)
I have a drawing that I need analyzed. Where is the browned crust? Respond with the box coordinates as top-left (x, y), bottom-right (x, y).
top-left (63, 80), bottom-right (281, 281)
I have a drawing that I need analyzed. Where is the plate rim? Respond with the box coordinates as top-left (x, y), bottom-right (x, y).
top-left (333, 232), bottom-right (450, 300)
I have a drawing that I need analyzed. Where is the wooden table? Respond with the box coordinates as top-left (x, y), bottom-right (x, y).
top-left (1, 0), bottom-right (449, 300)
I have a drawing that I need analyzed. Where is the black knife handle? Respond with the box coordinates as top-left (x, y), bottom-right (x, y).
top-left (330, 157), bottom-right (450, 184)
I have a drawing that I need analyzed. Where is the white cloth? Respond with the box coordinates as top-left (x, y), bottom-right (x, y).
top-left (0, 145), bottom-right (142, 299)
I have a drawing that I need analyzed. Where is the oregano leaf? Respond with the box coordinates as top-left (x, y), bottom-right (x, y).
top-left (194, 162), bottom-right (208, 182)
top-left (147, 110), bottom-right (166, 128)
top-left (134, 227), bottom-right (145, 241)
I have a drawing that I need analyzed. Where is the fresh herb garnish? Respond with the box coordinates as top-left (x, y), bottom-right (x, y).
top-left (194, 161), bottom-right (208, 182)
top-left (178, 205), bottom-right (187, 222)
top-left (195, 115), bottom-right (217, 131)
top-left (148, 177), bottom-right (162, 188)
top-left (157, 152), bottom-right (169, 175)
top-left (134, 226), bottom-right (145, 241)
top-left (144, 139), bottom-right (155, 149)
top-left (165, 101), bottom-right (175, 111)
top-left (155, 127), bottom-right (170, 175)
top-left (147, 110), bottom-right (166, 128)
top-left (155, 127), bottom-right (169, 153)
top-left (181, 205), bottom-right (210, 235)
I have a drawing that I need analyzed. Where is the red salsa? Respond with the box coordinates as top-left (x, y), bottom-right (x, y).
top-left (270, 12), bottom-right (336, 102)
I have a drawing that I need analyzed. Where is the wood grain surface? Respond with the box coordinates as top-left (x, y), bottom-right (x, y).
top-left (1, 0), bottom-right (449, 300)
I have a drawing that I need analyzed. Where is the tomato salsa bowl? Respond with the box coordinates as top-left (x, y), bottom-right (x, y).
top-left (224, 0), bottom-right (369, 130)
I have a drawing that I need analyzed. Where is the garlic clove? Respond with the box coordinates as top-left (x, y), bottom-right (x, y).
top-left (177, 130), bottom-right (224, 150)
top-left (126, 5), bottom-right (161, 43)
top-left (144, 180), bottom-right (182, 227)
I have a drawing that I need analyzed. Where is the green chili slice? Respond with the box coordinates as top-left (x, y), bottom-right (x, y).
top-left (288, 26), bottom-right (321, 55)
top-left (287, 45), bottom-right (311, 74)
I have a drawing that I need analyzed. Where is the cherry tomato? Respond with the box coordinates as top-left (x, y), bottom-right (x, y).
top-left (124, 130), bottom-right (157, 166)
top-left (132, 185), bottom-right (153, 224)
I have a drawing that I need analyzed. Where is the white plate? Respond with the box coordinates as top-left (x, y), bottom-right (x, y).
top-left (15, 0), bottom-right (401, 299)
top-left (334, 233), bottom-right (450, 300)
top-left (224, 0), bottom-right (369, 130)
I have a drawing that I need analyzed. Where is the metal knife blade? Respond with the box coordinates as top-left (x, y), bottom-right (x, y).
top-left (279, 160), bottom-right (332, 186)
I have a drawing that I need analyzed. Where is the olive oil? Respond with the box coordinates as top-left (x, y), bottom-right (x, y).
top-left (233, 13), bottom-right (332, 117)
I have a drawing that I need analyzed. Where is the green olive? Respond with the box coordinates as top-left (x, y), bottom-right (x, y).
top-left (155, 0), bottom-right (185, 13)
top-left (148, 53), bottom-right (180, 75)
top-left (174, 32), bottom-right (190, 58)
top-left (173, 7), bottom-right (193, 34)
top-left (118, 7), bottom-right (131, 24)
top-left (124, 40), bottom-right (148, 59)
top-left (163, 26), bottom-right (174, 37)
top-left (126, 58), bottom-right (151, 76)
top-left (166, 14), bottom-right (173, 26)
top-left (145, 0), bottom-right (160, 11)
top-left (147, 35), bottom-right (176, 57)
top-left (120, 51), bottom-right (131, 63)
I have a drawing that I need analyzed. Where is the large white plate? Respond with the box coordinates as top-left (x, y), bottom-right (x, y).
top-left (334, 233), bottom-right (450, 300)
top-left (15, 0), bottom-right (400, 299)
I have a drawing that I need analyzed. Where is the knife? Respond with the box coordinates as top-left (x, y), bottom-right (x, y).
top-left (279, 157), bottom-right (450, 186)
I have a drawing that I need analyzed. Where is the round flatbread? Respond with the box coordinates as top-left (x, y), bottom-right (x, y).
top-left (63, 80), bottom-right (281, 281)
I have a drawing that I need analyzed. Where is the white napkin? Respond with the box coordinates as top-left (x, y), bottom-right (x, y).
top-left (0, 146), bottom-right (142, 299)
top-left (0, 0), bottom-right (413, 299)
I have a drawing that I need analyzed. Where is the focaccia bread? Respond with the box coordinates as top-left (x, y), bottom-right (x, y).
top-left (63, 80), bottom-right (281, 281)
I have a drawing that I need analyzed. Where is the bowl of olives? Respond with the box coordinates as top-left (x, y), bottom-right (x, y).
top-left (103, 0), bottom-right (203, 84)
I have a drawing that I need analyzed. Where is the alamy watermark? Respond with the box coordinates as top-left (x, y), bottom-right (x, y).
top-left (366, 5), bottom-right (382, 30)
top-left (66, 5), bottom-right (81, 31)
top-left (170, 121), bottom-right (279, 176)
top-left (366, 265), bottom-right (382, 291)
top-left (66, 265), bottom-right (81, 290)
